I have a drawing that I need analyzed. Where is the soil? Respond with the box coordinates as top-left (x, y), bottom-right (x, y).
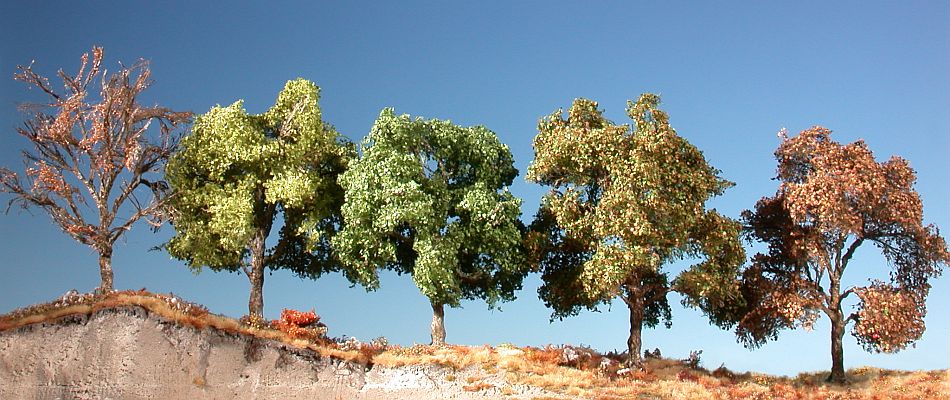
top-left (0, 306), bottom-right (575, 399)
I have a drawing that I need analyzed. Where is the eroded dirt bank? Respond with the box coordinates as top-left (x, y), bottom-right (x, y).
top-left (0, 307), bottom-right (566, 399)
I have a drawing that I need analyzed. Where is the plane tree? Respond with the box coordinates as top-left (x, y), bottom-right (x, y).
top-left (526, 95), bottom-right (745, 366)
top-left (333, 108), bottom-right (527, 345)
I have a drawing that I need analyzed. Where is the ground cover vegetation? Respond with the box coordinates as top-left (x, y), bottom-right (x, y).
top-left (1, 292), bottom-right (947, 399)
top-left (1, 48), bottom-right (948, 389)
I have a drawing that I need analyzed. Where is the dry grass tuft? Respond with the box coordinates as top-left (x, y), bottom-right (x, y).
top-left (462, 381), bottom-right (494, 392)
top-left (3, 292), bottom-right (948, 399)
top-left (0, 290), bottom-right (352, 363)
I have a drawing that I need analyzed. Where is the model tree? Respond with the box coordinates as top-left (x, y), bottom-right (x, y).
top-left (165, 79), bottom-right (350, 317)
top-left (0, 47), bottom-right (190, 293)
top-left (526, 95), bottom-right (745, 366)
top-left (333, 108), bottom-right (526, 345)
top-left (737, 127), bottom-right (949, 383)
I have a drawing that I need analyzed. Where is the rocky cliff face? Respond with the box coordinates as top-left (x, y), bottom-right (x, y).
top-left (0, 307), bottom-right (560, 399)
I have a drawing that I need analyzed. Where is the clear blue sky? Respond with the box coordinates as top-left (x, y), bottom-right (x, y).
top-left (1, 1), bottom-right (947, 376)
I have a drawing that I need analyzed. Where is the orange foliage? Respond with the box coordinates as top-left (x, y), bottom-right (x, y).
top-left (0, 47), bottom-right (191, 292)
top-left (852, 284), bottom-right (926, 353)
top-left (270, 308), bottom-right (325, 340)
top-left (277, 308), bottom-right (318, 326)
top-left (740, 126), bottom-right (949, 381)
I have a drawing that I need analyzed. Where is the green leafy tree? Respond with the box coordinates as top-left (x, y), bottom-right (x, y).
top-left (526, 95), bottom-right (745, 366)
top-left (736, 127), bottom-right (949, 383)
top-left (165, 79), bottom-right (350, 317)
top-left (333, 108), bottom-right (526, 345)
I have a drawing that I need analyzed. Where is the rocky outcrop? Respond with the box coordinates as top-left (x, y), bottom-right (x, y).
top-left (0, 307), bottom-right (562, 399)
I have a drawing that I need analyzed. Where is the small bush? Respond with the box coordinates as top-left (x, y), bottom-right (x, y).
top-left (239, 313), bottom-right (269, 330)
top-left (525, 346), bottom-right (562, 366)
top-left (559, 345), bottom-right (603, 370)
top-left (270, 308), bottom-right (327, 342)
top-left (684, 350), bottom-right (703, 370)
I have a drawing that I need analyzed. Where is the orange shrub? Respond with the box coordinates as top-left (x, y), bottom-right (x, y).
top-left (270, 308), bottom-right (326, 341)
top-left (278, 309), bottom-right (319, 326)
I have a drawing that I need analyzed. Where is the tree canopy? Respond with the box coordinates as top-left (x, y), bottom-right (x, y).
top-left (736, 126), bottom-right (949, 382)
top-left (0, 47), bottom-right (190, 292)
top-left (527, 95), bottom-right (745, 365)
top-left (165, 78), bottom-right (350, 317)
top-left (333, 108), bottom-right (526, 345)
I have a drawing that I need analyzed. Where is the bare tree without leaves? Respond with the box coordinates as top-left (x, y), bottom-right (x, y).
top-left (0, 47), bottom-right (191, 293)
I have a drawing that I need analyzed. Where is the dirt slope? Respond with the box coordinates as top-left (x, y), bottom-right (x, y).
top-left (0, 306), bottom-right (568, 399)
top-left (4, 296), bottom-right (948, 399)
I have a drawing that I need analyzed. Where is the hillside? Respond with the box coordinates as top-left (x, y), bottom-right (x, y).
top-left (1, 291), bottom-right (947, 399)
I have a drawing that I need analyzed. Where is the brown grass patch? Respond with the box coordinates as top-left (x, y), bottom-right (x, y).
top-left (462, 381), bottom-right (494, 392)
top-left (0, 290), bottom-right (360, 364)
top-left (3, 291), bottom-right (948, 399)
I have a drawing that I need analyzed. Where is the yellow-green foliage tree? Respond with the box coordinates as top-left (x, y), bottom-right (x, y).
top-left (165, 79), bottom-right (351, 317)
top-left (333, 109), bottom-right (527, 346)
top-left (737, 127), bottom-right (949, 383)
top-left (527, 95), bottom-right (745, 366)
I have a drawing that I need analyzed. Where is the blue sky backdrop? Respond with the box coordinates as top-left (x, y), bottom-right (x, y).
top-left (1, 1), bottom-right (947, 375)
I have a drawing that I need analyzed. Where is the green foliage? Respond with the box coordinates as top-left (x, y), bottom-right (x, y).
top-left (333, 108), bottom-right (527, 308)
top-left (527, 94), bottom-right (745, 328)
top-left (527, 206), bottom-right (598, 320)
top-left (165, 78), bottom-right (350, 278)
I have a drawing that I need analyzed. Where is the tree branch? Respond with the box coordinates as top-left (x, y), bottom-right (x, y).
top-left (840, 287), bottom-right (856, 301)
top-left (5, 47), bottom-right (187, 284)
top-left (818, 291), bottom-right (833, 316)
top-left (14, 63), bottom-right (61, 100)
top-left (840, 237), bottom-right (865, 271)
top-left (386, 231), bottom-right (413, 246)
top-left (845, 312), bottom-right (859, 326)
top-left (455, 269), bottom-right (486, 283)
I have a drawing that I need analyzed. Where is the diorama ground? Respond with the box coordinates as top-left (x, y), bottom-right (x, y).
top-left (0, 290), bottom-right (946, 399)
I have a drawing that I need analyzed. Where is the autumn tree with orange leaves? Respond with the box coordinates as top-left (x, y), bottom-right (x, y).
top-left (737, 127), bottom-right (948, 383)
top-left (0, 47), bottom-right (190, 293)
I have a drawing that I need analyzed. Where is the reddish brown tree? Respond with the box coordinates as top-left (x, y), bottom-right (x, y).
top-left (0, 47), bottom-right (190, 293)
top-left (738, 127), bottom-right (949, 383)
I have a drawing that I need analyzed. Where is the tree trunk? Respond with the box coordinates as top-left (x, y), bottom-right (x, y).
top-left (247, 232), bottom-right (266, 318)
top-left (245, 186), bottom-right (274, 318)
top-left (430, 301), bottom-right (446, 346)
top-left (97, 249), bottom-right (114, 293)
top-left (826, 271), bottom-right (849, 384)
top-left (626, 294), bottom-right (645, 367)
top-left (827, 311), bottom-right (847, 383)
